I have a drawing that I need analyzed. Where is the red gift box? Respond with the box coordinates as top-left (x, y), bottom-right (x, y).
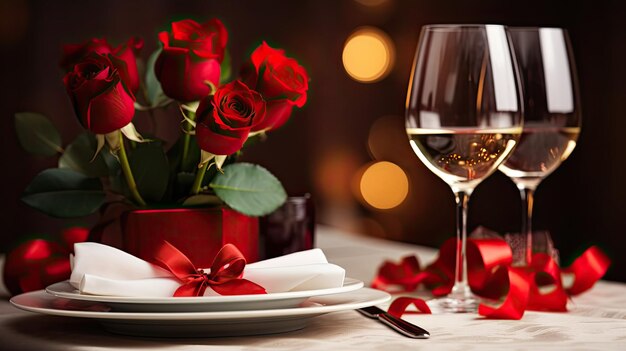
top-left (122, 207), bottom-right (259, 267)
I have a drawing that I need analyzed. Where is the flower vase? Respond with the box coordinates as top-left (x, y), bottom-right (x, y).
top-left (122, 207), bottom-right (259, 267)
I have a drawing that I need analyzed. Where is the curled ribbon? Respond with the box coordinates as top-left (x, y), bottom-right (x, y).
top-left (3, 227), bottom-right (89, 295)
top-left (388, 296), bottom-right (432, 318)
top-left (373, 237), bottom-right (611, 320)
top-left (371, 256), bottom-right (430, 292)
top-left (153, 241), bottom-right (266, 297)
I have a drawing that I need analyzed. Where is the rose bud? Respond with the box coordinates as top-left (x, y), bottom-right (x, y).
top-left (155, 19), bottom-right (227, 102)
top-left (63, 53), bottom-right (136, 135)
top-left (60, 37), bottom-right (143, 93)
top-left (195, 80), bottom-right (266, 156)
top-left (240, 41), bottom-right (309, 132)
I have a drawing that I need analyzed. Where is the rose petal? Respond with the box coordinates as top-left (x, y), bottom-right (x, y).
top-left (252, 99), bottom-right (292, 132)
top-left (261, 58), bottom-right (308, 105)
top-left (172, 19), bottom-right (203, 42)
top-left (60, 38), bottom-right (113, 71)
top-left (111, 41), bottom-right (141, 93)
top-left (195, 81), bottom-right (265, 155)
top-left (196, 122), bottom-right (249, 155)
top-left (156, 48), bottom-right (220, 102)
top-left (251, 41), bottom-right (285, 70)
top-left (86, 79), bottom-right (135, 134)
top-left (158, 31), bottom-right (171, 48)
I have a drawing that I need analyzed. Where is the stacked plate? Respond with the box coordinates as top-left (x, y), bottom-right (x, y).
top-left (10, 278), bottom-right (390, 337)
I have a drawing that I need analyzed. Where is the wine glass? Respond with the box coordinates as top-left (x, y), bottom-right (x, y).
top-left (499, 27), bottom-right (581, 266)
top-left (406, 24), bottom-right (523, 312)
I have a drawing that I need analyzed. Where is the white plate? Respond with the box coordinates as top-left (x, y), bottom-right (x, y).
top-left (45, 278), bottom-right (364, 312)
top-left (11, 288), bottom-right (390, 337)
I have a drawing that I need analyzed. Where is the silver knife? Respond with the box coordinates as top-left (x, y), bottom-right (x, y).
top-left (357, 306), bottom-right (430, 339)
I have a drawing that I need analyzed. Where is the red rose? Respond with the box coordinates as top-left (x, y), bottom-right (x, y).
top-left (63, 53), bottom-right (136, 135)
top-left (60, 37), bottom-right (143, 93)
top-left (110, 38), bottom-right (143, 94)
top-left (241, 42), bottom-right (309, 131)
top-left (60, 38), bottom-right (112, 69)
top-left (196, 80), bottom-right (266, 155)
top-left (155, 19), bottom-right (227, 102)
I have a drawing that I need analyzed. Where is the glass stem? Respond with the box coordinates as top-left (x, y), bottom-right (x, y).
top-left (520, 187), bottom-right (535, 266)
top-left (451, 190), bottom-right (472, 299)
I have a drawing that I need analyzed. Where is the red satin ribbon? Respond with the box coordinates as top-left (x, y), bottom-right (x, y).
top-left (388, 296), bottom-right (432, 318)
top-left (3, 227), bottom-right (89, 295)
top-left (371, 256), bottom-right (430, 292)
top-left (563, 246), bottom-right (611, 295)
top-left (478, 266), bottom-right (530, 319)
top-left (153, 241), bottom-right (266, 297)
top-left (373, 237), bottom-right (611, 320)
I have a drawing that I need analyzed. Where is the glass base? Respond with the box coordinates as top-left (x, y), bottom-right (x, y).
top-left (427, 284), bottom-right (478, 313)
top-left (433, 296), bottom-right (478, 313)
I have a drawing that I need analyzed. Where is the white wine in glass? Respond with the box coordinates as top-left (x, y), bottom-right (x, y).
top-left (500, 27), bottom-right (581, 265)
top-left (406, 24), bottom-right (523, 313)
top-left (408, 128), bottom-right (520, 192)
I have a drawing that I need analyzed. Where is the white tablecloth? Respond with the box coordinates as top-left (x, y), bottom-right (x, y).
top-left (1, 225), bottom-right (625, 350)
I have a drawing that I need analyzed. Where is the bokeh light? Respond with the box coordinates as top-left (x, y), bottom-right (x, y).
top-left (0, 0), bottom-right (29, 44)
top-left (359, 161), bottom-right (408, 209)
top-left (314, 147), bottom-right (361, 204)
top-left (354, 0), bottom-right (390, 7)
top-left (342, 27), bottom-right (395, 83)
top-left (367, 115), bottom-right (410, 161)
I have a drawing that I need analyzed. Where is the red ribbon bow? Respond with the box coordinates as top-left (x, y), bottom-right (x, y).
top-left (374, 237), bottom-right (611, 320)
top-left (153, 241), bottom-right (266, 297)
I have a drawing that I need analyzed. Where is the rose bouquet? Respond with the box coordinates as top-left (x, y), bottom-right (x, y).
top-left (15, 18), bottom-right (309, 219)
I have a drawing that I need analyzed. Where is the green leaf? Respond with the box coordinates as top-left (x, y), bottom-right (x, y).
top-left (145, 48), bottom-right (170, 107)
top-left (128, 141), bottom-right (169, 202)
top-left (182, 194), bottom-right (223, 207)
top-left (210, 163), bottom-right (287, 216)
top-left (21, 168), bottom-right (105, 218)
top-left (220, 49), bottom-right (232, 85)
top-left (14, 112), bottom-right (63, 156)
top-left (58, 132), bottom-right (109, 177)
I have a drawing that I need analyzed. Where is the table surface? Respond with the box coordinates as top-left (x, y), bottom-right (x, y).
top-left (1, 226), bottom-right (625, 350)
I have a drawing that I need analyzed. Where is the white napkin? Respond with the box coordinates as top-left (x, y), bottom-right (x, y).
top-left (69, 242), bottom-right (345, 297)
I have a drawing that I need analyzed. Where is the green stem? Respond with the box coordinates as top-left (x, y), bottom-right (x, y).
top-left (190, 162), bottom-right (209, 195)
top-left (118, 131), bottom-right (146, 206)
top-left (181, 110), bottom-right (196, 170)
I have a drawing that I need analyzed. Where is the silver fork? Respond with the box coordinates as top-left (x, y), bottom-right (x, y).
top-left (357, 306), bottom-right (430, 339)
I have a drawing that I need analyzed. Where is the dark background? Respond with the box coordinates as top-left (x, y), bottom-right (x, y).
top-left (1, 0), bottom-right (625, 281)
